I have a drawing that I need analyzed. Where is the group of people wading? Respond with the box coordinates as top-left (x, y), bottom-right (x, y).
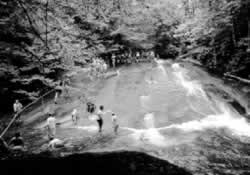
top-left (2, 91), bottom-right (119, 152)
top-left (86, 104), bottom-right (119, 134)
top-left (43, 66), bottom-right (120, 150)
top-left (43, 99), bottom-right (119, 150)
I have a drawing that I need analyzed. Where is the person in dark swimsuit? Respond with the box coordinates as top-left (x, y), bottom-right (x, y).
top-left (97, 106), bottom-right (104, 133)
top-left (87, 102), bottom-right (96, 114)
top-left (96, 105), bottom-right (112, 133)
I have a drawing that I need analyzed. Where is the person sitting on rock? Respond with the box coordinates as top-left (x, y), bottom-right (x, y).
top-left (8, 132), bottom-right (25, 151)
top-left (48, 137), bottom-right (64, 150)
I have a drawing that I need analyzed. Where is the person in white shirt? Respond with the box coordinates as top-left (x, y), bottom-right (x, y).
top-left (136, 52), bottom-right (140, 63)
top-left (13, 100), bottom-right (23, 122)
top-left (48, 138), bottom-right (64, 150)
top-left (111, 113), bottom-right (119, 135)
top-left (136, 52), bottom-right (140, 57)
top-left (13, 100), bottom-right (22, 113)
top-left (102, 62), bottom-right (108, 73)
top-left (46, 114), bottom-right (56, 139)
top-left (71, 108), bottom-right (78, 125)
top-left (150, 51), bottom-right (155, 58)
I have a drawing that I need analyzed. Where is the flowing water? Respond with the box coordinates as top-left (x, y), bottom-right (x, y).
top-left (25, 61), bottom-right (250, 174)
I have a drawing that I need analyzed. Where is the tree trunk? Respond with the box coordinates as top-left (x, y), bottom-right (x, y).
top-left (192, 3), bottom-right (195, 15)
top-left (45, 0), bottom-right (48, 50)
top-left (117, 0), bottom-right (121, 11)
top-left (189, 0), bottom-right (195, 16)
top-left (213, 48), bottom-right (217, 68)
top-left (231, 18), bottom-right (237, 47)
top-left (182, 0), bottom-right (189, 16)
top-left (248, 17), bottom-right (250, 52)
top-left (212, 38), bottom-right (217, 68)
top-left (16, 0), bottom-right (45, 44)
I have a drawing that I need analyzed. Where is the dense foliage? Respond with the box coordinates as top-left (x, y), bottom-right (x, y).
top-left (176, 0), bottom-right (250, 78)
top-left (0, 0), bottom-right (181, 113)
top-left (0, 0), bottom-right (249, 113)
top-left (0, 0), bottom-right (63, 113)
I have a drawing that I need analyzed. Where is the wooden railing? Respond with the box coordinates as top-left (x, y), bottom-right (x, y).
top-left (0, 89), bottom-right (57, 138)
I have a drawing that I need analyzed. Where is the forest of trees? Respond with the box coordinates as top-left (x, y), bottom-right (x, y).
top-left (0, 0), bottom-right (249, 113)
top-left (177, 0), bottom-right (250, 77)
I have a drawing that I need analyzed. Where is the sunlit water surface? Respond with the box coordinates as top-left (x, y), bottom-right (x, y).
top-left (27, 61), bottom-right (250, 174)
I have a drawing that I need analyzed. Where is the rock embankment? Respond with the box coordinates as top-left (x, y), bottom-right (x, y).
top-left (3, 151), bottom-right (192, 175)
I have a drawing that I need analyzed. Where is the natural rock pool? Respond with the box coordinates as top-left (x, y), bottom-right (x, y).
top-left (19, 61), bottom-right (250, 174)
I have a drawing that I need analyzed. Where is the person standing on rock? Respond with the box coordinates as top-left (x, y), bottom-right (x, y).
top-left (111, 54), bottom-right (116, 68)
top-left (60, 76), bottom-right (70, 99)
top-left (13, 99), bottom-right (23, 123)
top-left (89, 64), bottom-right (95, 80)
top-left (46, 114), bottom-right (56, 139)
top-left (136, 52), bottom-right (140, 63)
top-left (97, 106), bottom-right (104, 133)
top-left (96, 105), bottom-right (111, 133)
top-left (103, 62), bottom-right (108, 73)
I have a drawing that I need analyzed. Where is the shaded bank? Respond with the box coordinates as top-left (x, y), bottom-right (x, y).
top-left (3, 151), bottom-right (192, 175)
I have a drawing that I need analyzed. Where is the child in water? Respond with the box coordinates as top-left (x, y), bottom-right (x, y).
top-left (71, 108), bottom-right (78, 125)
top-left (111, 113), bottom-right (119, 135)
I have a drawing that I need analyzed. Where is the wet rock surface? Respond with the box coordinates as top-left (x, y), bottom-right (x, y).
top-left (2, 62), bottom-right (250, 175)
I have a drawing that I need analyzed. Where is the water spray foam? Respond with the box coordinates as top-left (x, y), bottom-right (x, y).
top-left (156, 60), bottom-right (167, 76)
top-left (167, 63), bottom-right (250, 137)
